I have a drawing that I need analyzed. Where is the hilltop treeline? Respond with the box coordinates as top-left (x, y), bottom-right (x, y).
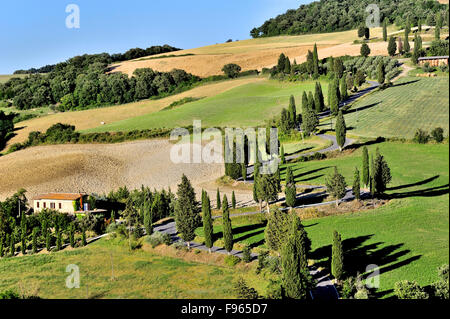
top-left (0, 53), bottom-right (199, 111)
top-left (250, 0), bottom-right (448, 38)
top-left (13, 44), bottom-right (180, 74)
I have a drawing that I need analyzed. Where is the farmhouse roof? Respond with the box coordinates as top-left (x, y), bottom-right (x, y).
top-left (418, 56), bottom-right (449, 60)
top-left (34, 193), bottom-right (86, 201)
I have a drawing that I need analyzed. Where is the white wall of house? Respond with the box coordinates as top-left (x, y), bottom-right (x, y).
top-left (34, 199), bottom-right (76, 213)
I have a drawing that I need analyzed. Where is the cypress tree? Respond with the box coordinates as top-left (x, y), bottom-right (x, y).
top-left (0, 234), bottom-right (4, 257)
top-left (418, 19), bottom-right (422, 32)
top-left (241, 163), bottom-right (247, 181)
top-left (360, 43), bottom-right (371, 57)
top-left (281, 216), bottom-right (313, 299)
top-left (335, 110), bottom-right (346, 151)
top-left (372, 149), bottom-right (392, 196)
top-left (202, 191), bottom-right (214, 253)
top-left (288, 95), bottom-right (296, 128)
top-left (308, 91), bottom-right (315, 113)
top-left (265, 209), bottom-right (291, 252)
top-left (435, 23), bottom-right (441, 40)
top-left (325, 167), bottom-right (347, 207)
top-left (340, 76), bottom-right (348, 101)
top-left (69, 223), bottom-right (75, 248)
top-left (46, 231), bottom-right (52, 251)
top-left (284, 57), bottom-right (291, 74)
top-left (334, 77), bottom-right (341, 102)
top-left (301, 91), bottom-right (309, 115)
top-left (232, 191), bottom-right (236, 209)
top-left (285, 166), bottom-right (297, 209)
top-left (301, 106), bottom-right (318, 136)
top-left (82, 228), bottom-right (87, 246)
top-left (9, 233), bottom-right (15, 257)
top-left (312, 43), bottom-right (319, 78)
top-left (280, 145), bottom-right (285, 164)
top-left (370, 154), bottom-right (375, 196)
top-left (56, 225), bottom-right (62, 251)
top-left (404, 33), bottom-right (410, 53)
top-left (314, 82), bottom-right (324, 112)
top-left (329, 80), bottom-right (339, 115)
top-left (377, 62), bottom-right (385, 84)
top-left (362, 146), bottom-right (370, 187)
top-left (32, 227), bottom-right (39, 254)
top-left (144, 199), bottom-right (153, 236)
top-left (277, 53), bottom-right (287, 73)
top-left (20, 215), bottom-right (27, 255)
top-left (216, 188), bottom-right (221, 210)
top-left (331, 230), bottom-right (344, 281)
top-left (387, 36), bottom-right (397, 56)
top-left (353, 167), bottom-right (361, 201)
top-left (222, 195), bottom-right (233, 254)
top-left (174, 174), bottom-right (200, 249)
top-left (383, 19), bottom-right (388, 41)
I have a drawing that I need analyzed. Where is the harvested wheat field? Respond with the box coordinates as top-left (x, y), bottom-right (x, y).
top-left (0, 139), bottom-right (253, 204)
top-left (112, 27), bottom-right (392, 77)
top-left (6, 77), bottom-right (264, 147)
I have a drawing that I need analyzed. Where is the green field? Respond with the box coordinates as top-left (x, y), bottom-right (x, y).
top-left (202, 141), bottom-right (449, 296)
top-left (85, 79), bottom-right (329, 133)
top-left (343, 77), bottom-right (449, 139)
top-left (0, 237), bottom-right (269, 299)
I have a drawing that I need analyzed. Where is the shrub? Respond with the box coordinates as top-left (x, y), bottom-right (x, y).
top-left (129, 238), bottom-right (143, 250)
top-left (233, 278), bottom-right (259, 299)
top-left (224, 255), bottom-right (241, 267)
top-left (242, 245), bottom-right (252, 263)
top-left (413, 129), bottom-right (430, 144)
top-left (146, 231), bottom-right (172, 248)
top-left (222, 64), bottom-right (242, 78)
top-left (256, 250), bottom-right (269, 273)
top-left (173, 240), bottom-right (187, 251)
top-left (431, 127), bottom-right (444, 143)
top-left (265, 279), bottom-right (283, 299)
top-left (394, 280), bottom-right (429, 299)
top-left (0, 289), bottom-right (20, 299)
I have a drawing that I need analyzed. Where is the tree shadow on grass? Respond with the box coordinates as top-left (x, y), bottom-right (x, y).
top-left (310, 234), bottom-right (421, 283)
top-left (387, 184), bottom-right (449, 199)
top-left (344, 102), bottom-right (381, 115)
top-left (346, 136), bottom-right (386, 151)
top-left (213, 222), bottom-right (266, 243)
top-left (392, 79), bottom-right (420, 87)
top-left (387, 175), bottom-right (440, 191)
top-left (294, 166), bottom-right (331, 181)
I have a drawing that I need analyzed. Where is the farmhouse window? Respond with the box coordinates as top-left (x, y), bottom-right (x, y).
top-left (59, 203), bottom-right (62, 209)
top-left (37, 202), bottom-right (39, 208)
top-left (50, 202), bottom-right (55, 209)
top-left (43, 202), bottom-right (46, 208)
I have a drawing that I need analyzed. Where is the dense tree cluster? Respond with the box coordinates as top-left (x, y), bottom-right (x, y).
top-left (250, 0), bottom-right (447, 38)
top-left (12, 45), bottom-right (180, 75)
top-left (0, 51), bottom-right (198, 111)
top-left (0, 111), bottom-right (15, 148)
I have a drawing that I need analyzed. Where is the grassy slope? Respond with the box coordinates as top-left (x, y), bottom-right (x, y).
top-left (200, 142), bottom-right (449, 296)
top-left (0, 237), bottom-right (268, 299)
top-left (5, 77), bottom-right (265, 146)
top-left (86, 79), bottom-right (329, 132)
top-left (291, 142), bottom-right (449, 296)
top-left (344, 76), bottom-right (449, 139)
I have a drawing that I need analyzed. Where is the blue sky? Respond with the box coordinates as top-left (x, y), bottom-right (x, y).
top-left (0, 0), bottom-right (309, 74)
